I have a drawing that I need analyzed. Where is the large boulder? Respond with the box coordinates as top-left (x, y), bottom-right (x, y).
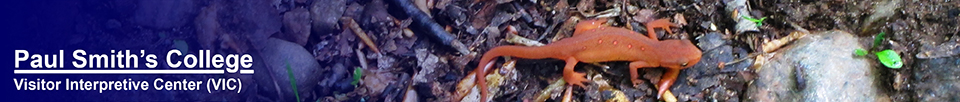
top-left (747, 30), bottom-right (890, 101)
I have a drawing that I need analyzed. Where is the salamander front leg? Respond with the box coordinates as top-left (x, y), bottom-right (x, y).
top-left (561, 57), bottom-right (587, 102)
top-left (628, 61), bottom-right (654, 87)
top-left (657, 68), bottom-right (680, 99)
top-left (563, 57), bottom-right (587, 87)
top-left (644, 18), bottom-right (677, 40)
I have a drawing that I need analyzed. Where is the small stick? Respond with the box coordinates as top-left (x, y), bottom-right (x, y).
top-left (762, 30), bottom-right (807, 53)
top-left (356, 48), bottom-right (369, 70)
top-left (386, 0), bottom-right (471, 54)
top-left (342, 17), bottom-right (381, 54)
top-left (505, 32), bottom-right (546, 47)
top-left (662, 90), bottom-right (677, 102)
top-left (562, 85), bottom-right (573, 102)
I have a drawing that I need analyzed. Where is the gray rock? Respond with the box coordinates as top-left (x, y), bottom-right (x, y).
top-left (859, 0), bottom-right (900, 35)
top-left (231, 0), bottom-right (282, 43)
top-left (747, 30), bottom-right (891, 101)
top-left (254, 38), bottom-right (320, 101)
top-left (130, 0), bottom-right (198, 29)
top-left (697, 32), bottom-right (726, 51)
top-left (281, 7), bottom-right (312, 46)
top-left (913, 56), bottom-right (960, 101)
top-left (360, 0), bottom-right (393, 29)
top-left (311, 0), bottom-right (346, 34)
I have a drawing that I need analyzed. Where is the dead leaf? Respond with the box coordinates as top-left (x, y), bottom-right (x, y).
top-left (414, 49), bottom-right (441, 83)
top-left (632, 9), bottom-right (655, 23)
top-left (363, 69), bottom-right (398, 95)
top-left (415, 0), bottom-right (433, 17)
top-left (674, 13), bottom-right (687, 26)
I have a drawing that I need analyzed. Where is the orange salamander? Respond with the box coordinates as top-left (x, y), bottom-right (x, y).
top-left (474, 18), bottom-right (702, 101)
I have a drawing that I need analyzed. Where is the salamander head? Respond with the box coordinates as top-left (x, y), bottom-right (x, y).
top-left (656, 40), bottom-right (702, 69)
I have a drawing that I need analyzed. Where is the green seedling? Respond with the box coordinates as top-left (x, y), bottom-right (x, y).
top-left (854, 49), bottom-right (868, 56)
top-left (742, 16), bottom-right (767, 27)
top-left (876, 50), bottom-right (903, 69)
top-left (874, 32), bottom-right (886, 48)
top-left (853, 32), bottom-right (903, 69)
top-left (353, 67), bottom-right (362, 87)
top-left (285, 61), bottom-right (301, 102)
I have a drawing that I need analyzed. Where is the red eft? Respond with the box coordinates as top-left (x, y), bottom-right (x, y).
top-left (473, 18), bottom-right (702, 101)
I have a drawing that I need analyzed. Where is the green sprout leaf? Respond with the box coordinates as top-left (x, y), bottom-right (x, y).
top-left (874, 32), bottom-right (886, 48)
top-left (854, 49), bottom-right (867, 56)
top-left (876, 50), bottom-right (903, 69)
top-left (352, 67), bottom-right (362, 87)
top-left (742, 16), bottom-right (767, 27)
top-left (285, 61), bottom-right (302, 102)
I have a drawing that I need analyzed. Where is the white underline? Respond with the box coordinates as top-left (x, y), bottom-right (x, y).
top-left (240, 70), bottom-right (254, 74)
top-left (13, 70), bottom-right (254, 74)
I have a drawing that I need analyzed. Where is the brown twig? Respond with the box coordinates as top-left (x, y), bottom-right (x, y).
top-left (663, 90), bottom-right (677, 102)
top-left (761, 30), bottom-right (807, 53)
top-left (342, 17), bottom-right (381, 54)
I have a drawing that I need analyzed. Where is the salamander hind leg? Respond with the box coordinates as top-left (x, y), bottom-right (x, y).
top-left (563, 57), bottom-right (588, 87)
